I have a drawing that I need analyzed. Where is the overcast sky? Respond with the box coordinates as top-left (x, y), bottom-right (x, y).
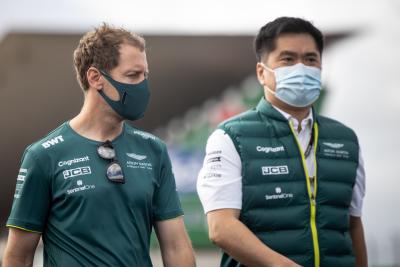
top-left (1, 0), bottom-right (397, 37)
top-left (1, 0), bottom-right (400, 264)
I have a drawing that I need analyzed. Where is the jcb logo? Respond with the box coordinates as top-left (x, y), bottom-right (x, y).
top-left (63, 166), bottom-right (91, 179)
top-left (42, 135), bottom-right (64, 149)
top-left (262, 165), bottom-right (289, 176)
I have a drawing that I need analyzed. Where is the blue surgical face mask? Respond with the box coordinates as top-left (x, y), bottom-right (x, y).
top-left (261, 63), bottom-right (322, 108)
top-left (99, 70), bottom-right (150, 121)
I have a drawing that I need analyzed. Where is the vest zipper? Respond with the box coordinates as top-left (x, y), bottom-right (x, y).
top-left (289, 122), bottom-right (320, 267)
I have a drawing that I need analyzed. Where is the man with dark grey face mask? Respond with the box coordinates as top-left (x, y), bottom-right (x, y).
top-left (197, 17), bottom-right (367, 267)
top-left (3, 24), bottom-right (195, 267)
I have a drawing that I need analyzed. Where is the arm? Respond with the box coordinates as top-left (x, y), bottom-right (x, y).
top-left (154, 216), bottom-right (196, 267)
top-left (207, 209), bottom-right (301, 267)
top-left (2, 228), bottom-right (41, 267)
top-left (198, 130), bottom-right (300, 266)
top-left (348, 147), bottom-right (367, 267)
top-left (349, 216), bottom-right (368, 267)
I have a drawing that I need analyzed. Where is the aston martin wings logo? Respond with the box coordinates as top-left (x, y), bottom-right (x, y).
top-left (322, 142), bottom-right (344, 149)
top-left (126, 153), bottom-right (147, 161)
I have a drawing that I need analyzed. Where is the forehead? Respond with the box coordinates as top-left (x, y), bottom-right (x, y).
top-left (269, 33), bottom-right (320, 57)
top-left (117, 43), bottom-right (147, 68)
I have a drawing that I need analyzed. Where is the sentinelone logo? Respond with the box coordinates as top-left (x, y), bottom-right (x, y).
top-left (67, 180), bottom-right (95, 195)
top-left (58, 156), bottom-right (90, 167)
top-left (265, 187), bottom-right (294, 200)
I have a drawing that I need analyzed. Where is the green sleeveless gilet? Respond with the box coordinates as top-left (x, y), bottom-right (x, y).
top-left (218, 98), bottom-right (359, 267)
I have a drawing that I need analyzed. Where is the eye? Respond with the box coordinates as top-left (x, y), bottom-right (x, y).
top-left (280, 56), bottom-right (294, 64)
top-left (305, 56), bottom-right (320, 66)
top-left (126, 71), bottom-right (149, 80)
top-left (127, 72), bottom-right (139, 78)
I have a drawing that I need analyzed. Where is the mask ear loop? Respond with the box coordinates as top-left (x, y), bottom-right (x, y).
top-left (100, 70), bottom-right (126, 104)
top-left (259, 63), bottom-right (276, 96)
top-left (260, 62), bottom-right (274, 73)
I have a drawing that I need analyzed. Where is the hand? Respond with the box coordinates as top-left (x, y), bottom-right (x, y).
top-left (277, 257), bottom-right (303, 267)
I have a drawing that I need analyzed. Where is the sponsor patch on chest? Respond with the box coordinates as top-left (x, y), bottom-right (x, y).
top-left (63, 166), bottom-right (92, 179)
top-left (265, 186), bottom-right (294, 200)
top-left (125, 151), bottom-right (153, 170)
top-left (66, 179), bottom-right (96, 195)
top-left (261, 165), bottom-right (289, 175)
top-left (322, 142), bottom-right (350, 159)
top-left (256, 145), bottom-right (285, 153)
top-left (126, 153), bottom-right (147, 161)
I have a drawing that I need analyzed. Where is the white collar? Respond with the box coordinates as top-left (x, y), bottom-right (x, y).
top-left (272, 105), bottom-right (314, 132)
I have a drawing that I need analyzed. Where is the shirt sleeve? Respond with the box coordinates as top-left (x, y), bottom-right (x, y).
top-left (7, 148), bottom-right (51, 233)
top-left (152, 144), bottom-right (184, 221)
top-left (196, 129), bottom-right (243, 214)
top-left (349, 147), bottom-right (366, 217)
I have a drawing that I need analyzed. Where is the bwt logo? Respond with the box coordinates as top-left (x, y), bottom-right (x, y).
top-left (42, 135), bottom-right (64, 149)
top-left (63, 166), bottom-right (91, 179)
top-left (262, 165), bottom-right (289, 175)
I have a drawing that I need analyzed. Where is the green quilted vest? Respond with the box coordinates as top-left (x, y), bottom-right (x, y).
top-left (218, 98), bottom-right (359, 267)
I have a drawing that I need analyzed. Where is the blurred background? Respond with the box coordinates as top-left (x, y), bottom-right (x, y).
top-left (1, 0), bottom-right (400, 266)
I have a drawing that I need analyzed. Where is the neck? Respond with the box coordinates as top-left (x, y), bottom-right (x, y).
top-left (266, 93), bottom-right (311, 123)
top-left (70, 90), bottom-right (124, 142)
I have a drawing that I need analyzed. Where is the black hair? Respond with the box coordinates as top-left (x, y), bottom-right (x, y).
top-left (254, 17), bottom-right (324, 62)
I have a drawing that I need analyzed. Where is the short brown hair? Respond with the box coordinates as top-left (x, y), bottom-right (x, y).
top-left (73, 23), bottom-right (146, 91)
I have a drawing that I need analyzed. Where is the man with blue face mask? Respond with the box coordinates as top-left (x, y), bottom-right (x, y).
top-left (197, 17), bottom-right (367, 267)
top-left (3, 24), bottom-right (195, 267)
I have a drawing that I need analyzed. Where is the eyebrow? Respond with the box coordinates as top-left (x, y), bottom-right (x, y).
top-left (303, 52), bottom-right (320, 58)
top-left (278, 50), bottom-right (320, 58)
top-left (278, 50), bottom-right (297, 57)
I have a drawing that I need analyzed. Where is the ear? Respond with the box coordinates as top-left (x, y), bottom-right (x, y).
top-left (87, 67), bottom-right (104, 91)
top-left (256, 62), bottom-right (266, 85)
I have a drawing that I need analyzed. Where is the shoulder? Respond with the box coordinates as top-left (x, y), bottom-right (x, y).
top-left (219, 108), bottom-right (260, 128)
top-left (24, 122), bottom-right (69, 159)
top-left (218, 107), bottom-right (264, 138)
top-left (19, 122), bottom-right (70, 177)
top-left (206, 129), bottom-right (234, 148)
top-left (316, 115), bottom-right (358, 140)
top-left (124, 123), bottom-right (167, 150)
top-left (218, 107), bottom-right (276, 140)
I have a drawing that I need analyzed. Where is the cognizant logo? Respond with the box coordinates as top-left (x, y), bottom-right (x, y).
top-left (58, 156), bottom-right (90, 167)
top-left (256, 146), bottom-right (284, 153)
top-left (265, 187), bottom-right (294, 201)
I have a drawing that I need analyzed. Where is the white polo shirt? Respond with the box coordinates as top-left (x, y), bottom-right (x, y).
top-left (197, 106), bottom-right (365, 217)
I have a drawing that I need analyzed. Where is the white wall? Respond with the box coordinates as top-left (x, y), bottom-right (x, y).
top-left (323, 3), bottom-right (400, 264)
